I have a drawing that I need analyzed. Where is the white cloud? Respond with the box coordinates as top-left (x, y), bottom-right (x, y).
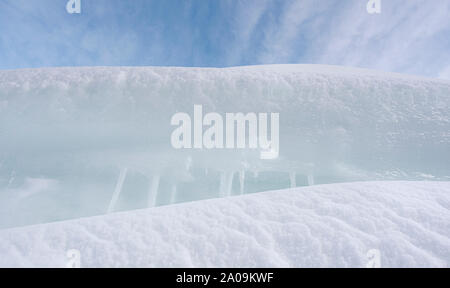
top-left (246, 0), bottom-right (450, 79)
top-left (224, 0), bottom-right (270, 65)
top-left (1, 0), bottom-right (449, 79)
top-left (258, 0), bottom-right (329, 63)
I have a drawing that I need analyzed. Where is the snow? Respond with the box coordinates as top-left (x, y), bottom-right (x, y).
top-left (0, 181), bottom-right (448, 268)
top-left (0, 64), bottom-right (449, 229)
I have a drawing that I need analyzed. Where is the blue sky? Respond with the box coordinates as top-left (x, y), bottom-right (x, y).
top-left (0, 0), bottom-right (449, 79)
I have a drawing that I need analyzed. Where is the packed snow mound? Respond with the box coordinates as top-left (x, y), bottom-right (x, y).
top-left (0, 181), bottom-right (449, 268)
top-left (0, 64), bottom-right (449, 228)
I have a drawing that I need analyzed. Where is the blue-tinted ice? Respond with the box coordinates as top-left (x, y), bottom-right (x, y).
top-left (0, 65), bottom-right (449, 228)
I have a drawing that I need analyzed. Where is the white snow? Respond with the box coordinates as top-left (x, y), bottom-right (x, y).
top-left (0, 181), bottom-right (448, 268)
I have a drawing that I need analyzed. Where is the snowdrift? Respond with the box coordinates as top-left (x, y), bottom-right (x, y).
top-left (0, 65), bottom-right (449, 228)
top-left (0, 181), bottom-right (449, 268)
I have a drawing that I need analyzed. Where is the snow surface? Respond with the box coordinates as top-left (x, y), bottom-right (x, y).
top-left (1, 65), bottom-right (449, 229)
top-left (0, 181), bottom-right (449, 268)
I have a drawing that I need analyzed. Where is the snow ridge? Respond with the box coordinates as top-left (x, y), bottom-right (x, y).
top-left (0, 181), bottom-right (449, 268)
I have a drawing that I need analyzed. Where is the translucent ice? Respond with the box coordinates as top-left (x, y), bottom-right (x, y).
top-left (0, 65), bottom-right (449, 228)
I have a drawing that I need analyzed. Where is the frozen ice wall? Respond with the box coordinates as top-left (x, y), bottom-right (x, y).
top-left (0, 64), bottom-right (449, 228)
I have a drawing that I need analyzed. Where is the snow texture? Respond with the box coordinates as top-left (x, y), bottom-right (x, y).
top-left (0, 181), bottom-right (448, 268)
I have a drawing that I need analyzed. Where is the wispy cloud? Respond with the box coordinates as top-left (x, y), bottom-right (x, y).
top-left (313, 0), bottom-right (450, 78)
top-left (223, 0), bottom-right (270, 66)
top-left (257, 0), bottom-right (330, 64)
top-left (0, 0), bottom-right (449, 79)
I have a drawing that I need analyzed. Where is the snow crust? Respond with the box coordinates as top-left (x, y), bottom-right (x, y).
top-left (0, 181), bottom-right (448, 268)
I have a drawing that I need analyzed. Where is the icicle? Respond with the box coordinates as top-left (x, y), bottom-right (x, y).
top-left (219, 172), bottom-right (226, 197)
top-left (7, 170), bottom-right (16, 187)
top-left (307, 173), bottom-right (315, 186)
top-left (219, 171), bottom-right (234, 197)
top-left (239, 170), bottom-right (245, 194)
top-left (185, 156), bottom-right (193, 171)
top-left (169, 184), bottom-right (177, 204)
top-left (225, 171), bottom-right (234, 197)
top-left (147, 174), bottom-right (160, 207)
top-left (107, 167), bottom-right (128, 214)
top-left (289, 171), bottom-right (296, 188)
